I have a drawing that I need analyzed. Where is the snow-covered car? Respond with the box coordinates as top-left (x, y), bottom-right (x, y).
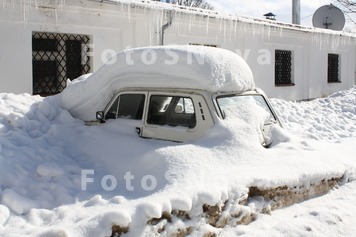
top-left (62, 46), bottom-right (282, 146)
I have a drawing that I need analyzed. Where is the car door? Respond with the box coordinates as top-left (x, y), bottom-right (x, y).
top-left (101, 91), bottom-right (148, 134)
top-left (140, 92), bottom-right (214, 142)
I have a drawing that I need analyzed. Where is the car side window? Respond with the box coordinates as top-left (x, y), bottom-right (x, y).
top-left (105, 94), bottom-right (145, 120)
top-left (147, 95), bottom-right (196, 128)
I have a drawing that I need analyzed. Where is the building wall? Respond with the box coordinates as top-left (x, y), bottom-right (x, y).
top-left (163, 14), bottom-right (356, 100)
top-left (0, 0), bottom-right (355, 100)
top-left (0, 1), bottom-right (134, 94)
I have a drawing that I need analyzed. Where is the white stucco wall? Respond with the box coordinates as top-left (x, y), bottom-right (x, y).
top-left (0, 0), bottom-right (355, 100)
top-left (163, 13), bottom-right (356, 100)
top-left (0, 1), bottom-right (138, 94)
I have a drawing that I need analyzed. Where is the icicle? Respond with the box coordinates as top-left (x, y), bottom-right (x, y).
top-left (120, 2), bottom-right (123, 17)
top-left (188, 12), bottom-right (192, 32)
top-left (223, 19), bottom-right (226, 42)
top-left (57, 0), bottom-right (65, 8)
top-left (55, 7), bottom-right (58, 26)
top-left (244, 21), bottom-right (248, 35)
top-left (158, 9), bottom-right (163, 43)
top-left (260, 24), bottom-right (264, 38)
top-left (177, 11), bottom-right (181, 37)
top-left (127, 3), bottom-right (131, 22)
top-left (32, 0), bottom-right (38, 10)
top-left (228, 19), bottom-right (231, 40)
top-left (278, 27), bottom-right (283, 38)
top-left (252, 23), bottom-right (256, 38)
top-left (217, 17), bottom-right (221, 35)
top-left (143, 7), bottom-right (147, 31)
top-left (332, 34), bottom-right (341, 51)
top-left (261, 25), bottom-right (266, 40)
top-left (266, 25), bottom-right (271, 40)
top-left (21, 0), bottom-right (31, 23)
top-left (205, 15), bottom-right (209, 36)
top-left (149, 18), bottom-right (152, 46)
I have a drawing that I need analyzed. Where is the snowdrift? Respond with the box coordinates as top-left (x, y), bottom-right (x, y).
top-left (0, 85), bottom-right (355, 236)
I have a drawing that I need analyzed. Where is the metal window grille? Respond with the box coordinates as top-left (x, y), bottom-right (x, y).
top-left (275, 50), bottom-right (292, 85)
top-left (32, 32), bottom-right (91, 96)
top-left (328, 54), bottom-right (340, 83)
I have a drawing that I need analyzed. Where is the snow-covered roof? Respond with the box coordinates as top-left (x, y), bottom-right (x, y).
top-left (61, 45), bottom-right (255, 121)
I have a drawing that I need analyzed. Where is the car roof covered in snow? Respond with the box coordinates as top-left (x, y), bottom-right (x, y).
top-left (60, 45), bottom-right (255, 121)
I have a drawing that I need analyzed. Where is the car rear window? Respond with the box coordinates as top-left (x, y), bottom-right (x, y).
top-left (147, 95), bottom-right (196, 128)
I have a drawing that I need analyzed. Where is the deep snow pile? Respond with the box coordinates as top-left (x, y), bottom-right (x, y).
top-left (0, 87), bottom-right (355, 236)
top-left (271, 87), bottom-right (356, 141)
top-left (221, 180), bottom-right (356, 236)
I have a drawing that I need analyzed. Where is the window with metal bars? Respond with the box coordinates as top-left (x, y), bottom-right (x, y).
top-left (32, 32), bottom-right (91, 96)
top-left (328, 54), bottom-right (340, 83)
top-left (275, 50), bottom-right (293, 85)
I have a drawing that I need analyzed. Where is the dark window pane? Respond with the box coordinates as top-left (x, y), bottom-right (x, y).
top-left (275, 50), bottom-right (292, 85)
top-left (32, 38), bottom-right (58, 51)
top-left (328, 54), bottom-right (340, 83)
top-left (117, 94), bottom-right (146, 120)
top-left (32, 60), bottom-right (58, 95)
top-left (66, 40), bottom-right (82, 80)
top-left (105, 98), bottom-right (119, 120)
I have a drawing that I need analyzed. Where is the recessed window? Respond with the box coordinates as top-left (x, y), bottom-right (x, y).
top-left (275, 50), bottom-right (293, 86)
top-left (32, 32), bottom-right (91, 96)
top-left (106, 94), bottom-right (145, 120)
top-left (147, 95), bottom-right (196, 128)
top-left (328, 54), bottom-right (340, 83)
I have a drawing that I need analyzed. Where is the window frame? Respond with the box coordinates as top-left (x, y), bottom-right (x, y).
top-left (212, 91), bottom-right (283, 128)
top-left (274, 49), bottom-right (294, 86)
top-left (327, 53), bottom-right (341, 83)
top-left (32, 32), bottom-right (92, 96)
top-left (216, 94), bottom-right (277, 122)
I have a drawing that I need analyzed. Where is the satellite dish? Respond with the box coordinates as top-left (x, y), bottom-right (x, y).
top-left (312, 4), bottom-right (345, 31)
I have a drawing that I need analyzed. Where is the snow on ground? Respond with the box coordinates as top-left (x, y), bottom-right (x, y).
top-left (221, 180), bottom-right (356, 237)
top-left (0, 86), bottom-right (355, 236)
top-left (271, 88), bottom-right (356, 141)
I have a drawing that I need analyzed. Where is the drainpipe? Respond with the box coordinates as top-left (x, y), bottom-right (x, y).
top-left (160, 11), bottom-right (173, 46)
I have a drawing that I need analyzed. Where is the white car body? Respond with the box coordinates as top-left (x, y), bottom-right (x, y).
top-left (61, 46), bottom-right (282, 145)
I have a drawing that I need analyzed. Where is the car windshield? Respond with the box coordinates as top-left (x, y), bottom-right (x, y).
top-left (216, 94), bottom-right (277, 123)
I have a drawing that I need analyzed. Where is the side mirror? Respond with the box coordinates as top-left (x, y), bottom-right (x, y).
top-left (136, 127), bottom-right (143, 137)
top-left (96, 111), bottom-right (105, 123)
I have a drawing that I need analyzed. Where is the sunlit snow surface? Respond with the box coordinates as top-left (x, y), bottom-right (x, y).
top-left (61, 46), bottom-right (254, 121)
top-left (0, 87), bottom-right (355, 236)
